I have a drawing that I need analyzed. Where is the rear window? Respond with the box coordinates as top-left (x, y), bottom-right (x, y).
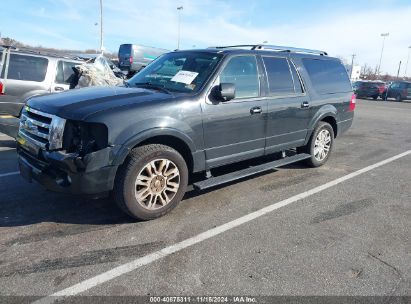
top-left (302, 58), bottom-right (351, 94)
top-left (1, 54), bottom-right (48, 82)
top-left (119, 44), bottom-right (132, 57)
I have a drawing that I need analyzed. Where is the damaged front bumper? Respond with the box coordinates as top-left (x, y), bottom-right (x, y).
top-left (17, 143), bottom-right (120, 196)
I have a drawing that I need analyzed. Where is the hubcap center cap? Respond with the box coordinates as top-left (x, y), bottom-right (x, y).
top-left (150, 175), bottom-right (166, 193)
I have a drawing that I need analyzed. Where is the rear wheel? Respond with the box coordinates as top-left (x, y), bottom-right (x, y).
top-left (114, 144), bottom-right (188, 220)
top-left (299, 121), bottom-right (334, 167)
top-left (372, 95), bottom-right (378, 100)
top-left (395, 94), bottom-right (402, 102)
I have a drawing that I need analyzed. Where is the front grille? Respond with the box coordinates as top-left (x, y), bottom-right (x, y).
top-left (19, 107), bottom-right (54, 149)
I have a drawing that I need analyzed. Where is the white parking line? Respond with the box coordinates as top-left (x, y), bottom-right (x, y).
top-left (0, 171), bottom-right (19, 178)
top-left (34, 150), bottom-right (411, 303)
top-left (0, 147), bottom-right (16, 151)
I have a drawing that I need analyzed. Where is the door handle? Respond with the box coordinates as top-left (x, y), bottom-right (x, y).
top-left (301, 101), bottom-right (310, 108)
top-left (54, 86), bottom-right (65, 92)
top-left (250, 106), bottom-right (262, 114)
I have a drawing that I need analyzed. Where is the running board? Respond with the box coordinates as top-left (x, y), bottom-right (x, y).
top-left (193, 153), bottom-right (311, 190)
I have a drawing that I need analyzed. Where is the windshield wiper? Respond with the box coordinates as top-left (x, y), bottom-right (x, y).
top-left (132, 82), bottom-right (172, 94)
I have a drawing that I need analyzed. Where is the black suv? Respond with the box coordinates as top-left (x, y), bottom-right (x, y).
top-left (382, 81), bottom-right (411, 101)
top-left (16, 45), bottom-right (355, 220)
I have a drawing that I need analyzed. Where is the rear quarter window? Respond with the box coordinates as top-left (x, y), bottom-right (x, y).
top-left (302, 58), bottom-right (351, 94)
top-left (1, 54), bottom-right (48, 82)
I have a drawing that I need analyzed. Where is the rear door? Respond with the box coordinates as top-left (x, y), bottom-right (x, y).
top-left (52, 60), bottom-right (80, 92)
top-left (262, 55), bottom-right (311, 154)
top-left (118, 44), bottom-right (132, 70)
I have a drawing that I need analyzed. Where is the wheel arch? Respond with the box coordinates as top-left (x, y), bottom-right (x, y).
top-left (113, 128), bottom-right (196, 174)
top-left (320, 116), bottom-right (338, 138)
top-left (305, 106), bottom-right (338, 144)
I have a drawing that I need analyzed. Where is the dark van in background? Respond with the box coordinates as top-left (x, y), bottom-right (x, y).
top-left (118, 44), bottom-right (168, 75)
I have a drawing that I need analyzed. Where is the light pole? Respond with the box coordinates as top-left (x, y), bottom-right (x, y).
top-left (405, 46), bottom-right (411, 77)
top-left (99, 0), bottom-right (104, 54)
top-left (377, 32), bottom-right (389, 75)
top-left (396, 61), bottom-right (402, 79)
top-left (177, 6), bottom-right (183, 50)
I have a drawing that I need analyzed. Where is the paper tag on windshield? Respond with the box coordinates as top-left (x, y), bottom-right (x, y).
top-left (171, 70), bottom-right (199, 84)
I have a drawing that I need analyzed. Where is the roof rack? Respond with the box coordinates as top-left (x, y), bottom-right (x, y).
top-left (209, 44), bottom-right (328, 56)
top-left (0, 45), bottom-right (83, 60)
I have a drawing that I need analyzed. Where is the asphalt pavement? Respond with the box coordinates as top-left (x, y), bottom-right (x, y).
top-left (0, 99), bottom-right (410, 300)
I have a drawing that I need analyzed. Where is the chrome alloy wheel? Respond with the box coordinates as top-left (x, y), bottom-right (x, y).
top-left (134, 159), bottom-right (180, 210)
top-left (314, 129), bottom-right (331, 161)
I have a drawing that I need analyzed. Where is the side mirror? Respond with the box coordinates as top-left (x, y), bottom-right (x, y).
top-left (216, 83), bottom-right (235, 101)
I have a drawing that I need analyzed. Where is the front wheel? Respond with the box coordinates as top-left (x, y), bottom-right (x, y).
top-left (113, 144), bottom-right (188, 220)
top-left (395, 94), bottom-right (402, 102)
top-left (299, 122), bottom-right (334, 167)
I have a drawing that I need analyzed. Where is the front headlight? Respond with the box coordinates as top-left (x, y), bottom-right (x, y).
top-left (62, 120), bottom-right (108, 155)
top-left (49, 116), bottom-right (66, 150)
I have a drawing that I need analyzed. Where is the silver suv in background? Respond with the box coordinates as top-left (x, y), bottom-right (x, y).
top-left (0, 46), bottom-right (83, 137)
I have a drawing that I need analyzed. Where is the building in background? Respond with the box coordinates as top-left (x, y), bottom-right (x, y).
top-left (350, 65), bottom-right (361, 81)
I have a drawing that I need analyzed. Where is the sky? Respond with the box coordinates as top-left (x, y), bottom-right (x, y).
top-left (1, 0), bottom-right (411, 75)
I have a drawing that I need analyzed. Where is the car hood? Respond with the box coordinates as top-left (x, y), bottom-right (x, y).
top-left (26, 86), bottom-right (172, 120)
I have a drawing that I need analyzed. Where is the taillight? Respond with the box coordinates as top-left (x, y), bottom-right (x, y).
top-left (403, 89), bottom-right (407, 96)
top-left (349, 94), bottom-right (356, 111)
top-left (129, 57), bottom-right (133, 64)
top-left (0, 81), bottom-right (4, 95)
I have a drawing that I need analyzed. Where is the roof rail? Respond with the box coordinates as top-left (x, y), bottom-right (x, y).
top-left (0, 45), bottom-right (83, 60)
top-left (209, 44), bottom-right (328, 56)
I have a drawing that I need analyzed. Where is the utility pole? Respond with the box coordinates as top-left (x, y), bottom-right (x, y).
top-left (350, 54), bottom-right (356, 79)
top-left (177, 6), bottom-right (183, 50)
top-left (377, 33), bottom-right (389, 76)
top-left (99, 0), bottom-right (104, 54)
top-left (396, 61), bottom-right (402, 79)
top-left (405, 46), bottom-right (411, 77)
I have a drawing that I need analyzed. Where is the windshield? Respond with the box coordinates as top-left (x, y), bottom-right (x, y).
top-left (127, 51), bottom-right (222, 93)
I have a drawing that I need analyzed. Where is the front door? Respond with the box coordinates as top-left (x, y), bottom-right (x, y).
top-left (201, 55), bottom-right (266, 169)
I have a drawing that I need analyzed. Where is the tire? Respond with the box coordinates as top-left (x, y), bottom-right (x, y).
top-left (395, 94), bottom-right (402, 102)
top-left (299, 121), bottom-right (334, 167)
top-left (372, 95), bottom-right (378, 100)
top-left (113, 144), bottom-right (188, 220)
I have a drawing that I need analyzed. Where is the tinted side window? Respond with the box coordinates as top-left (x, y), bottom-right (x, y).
top-left (56, 61), bottom-right (77, 84)
top-left (302, 58), bottom-right (351, 94)
top-left (262, 57), bottom-right (294, 95)
top-left (5, 54), bottom-right (48, 82)
top-left (220, 56), bottom-right (259, 99)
